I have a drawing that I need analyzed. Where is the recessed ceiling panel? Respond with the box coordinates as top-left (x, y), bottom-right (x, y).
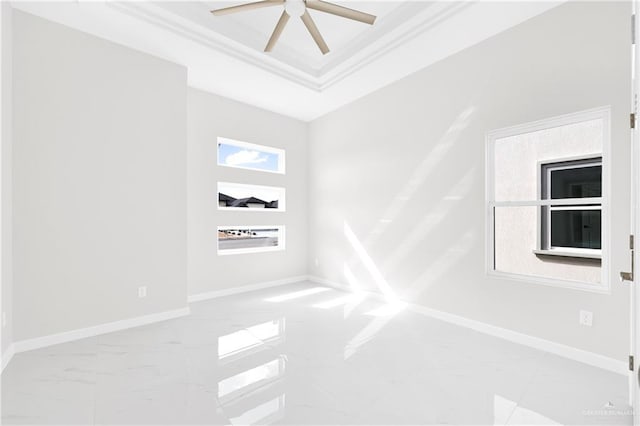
top-left (153, 1), bottom-right (430, 74)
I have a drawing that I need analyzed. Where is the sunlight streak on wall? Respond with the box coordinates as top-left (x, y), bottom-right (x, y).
top-left (381, 167), bottom-right (477, 272)
top-left (344, 221), bottom-right (398, 302)
top-left (343, 263), bottom-right (363, 293)
top-left (363, 106), bottom-right (476, 245)
top-left (404, 230), bottom-right (476, 300)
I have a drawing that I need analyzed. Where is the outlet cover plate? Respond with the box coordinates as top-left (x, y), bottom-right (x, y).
top-left (579, 310), bottom-right (593, 327)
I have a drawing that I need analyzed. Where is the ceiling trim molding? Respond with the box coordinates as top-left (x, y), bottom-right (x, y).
top-left (107, 1), bottom-right (473, 92)
top-left (314, 2), bottom-right (430, 74)
top-left (318, 2), bottom-right (471, 90)
top-left (108, 1), bottom-right (323, 91)
top-left (9, 0), bottom-right (565, 122)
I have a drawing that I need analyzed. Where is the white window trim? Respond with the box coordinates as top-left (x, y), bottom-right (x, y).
top-left (218, 182), bottom-right (286, 212)
top-left (485, 106), bottom-right (611, 294)
top-left (217, 137), bottom-right (286, 175)
top-left (217, 225), bottom-right (285, 256)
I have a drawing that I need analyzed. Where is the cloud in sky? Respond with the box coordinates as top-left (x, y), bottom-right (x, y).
top-left (225, 150), bottom-right (269, 166)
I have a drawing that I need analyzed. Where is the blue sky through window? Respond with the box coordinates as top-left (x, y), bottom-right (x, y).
top-left (218, 142), bottom-right (280, 172)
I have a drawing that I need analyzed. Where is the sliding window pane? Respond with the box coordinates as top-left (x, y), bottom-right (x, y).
top-left (550, 165), bottom-right (601, 199)
top-left (493, 206), bottom-right (601, 285)
top-left (550, 210), bottom-right (601, 249)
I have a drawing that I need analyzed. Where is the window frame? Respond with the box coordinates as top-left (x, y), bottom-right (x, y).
top-left (217, 137), bottom-right (286, 175)
top-left (538, 156), bottom-right (602, 257)
top-left (485, 106), bottom-right (611, 294)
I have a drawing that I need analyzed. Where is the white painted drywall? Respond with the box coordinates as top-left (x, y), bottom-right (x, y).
top-left (12, 11), bottom-right (188, 341)
top-left (1, 1), bottom-right (13, 357)
top-left (308, 1), bottom-right (631, 360)
top-left (187, 88), bottom-right (307, 296)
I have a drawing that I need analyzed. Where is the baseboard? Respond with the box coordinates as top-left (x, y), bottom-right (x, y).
top-left (307, 275), bottom-right (351, 292)
top-left (406, 304), bottom-right (627, 375)
top-left (1, 343), bottom-right (15, 373)
top-left (188, 275), bottom-right (309, 303)
top-left (307, 275), bottom-right (627, 375)
top-left (13, 306), bottom-right (191, 354)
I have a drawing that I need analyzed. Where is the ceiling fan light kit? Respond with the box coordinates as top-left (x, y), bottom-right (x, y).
top-left (211, 0), bottom-right (377, 55)
top-left (284, 0), bottom-right (306, 17)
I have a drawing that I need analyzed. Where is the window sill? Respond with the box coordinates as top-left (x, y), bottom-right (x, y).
top-left (533, 249), bottom-right (601, 260)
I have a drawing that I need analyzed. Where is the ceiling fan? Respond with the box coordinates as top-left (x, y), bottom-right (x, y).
top-left (210, 0), bottom-right (377, 55)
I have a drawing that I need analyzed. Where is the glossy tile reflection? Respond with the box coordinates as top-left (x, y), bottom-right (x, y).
top-left (1, 282), bottom-right (633, 425)
top-left (218, 357), bottom-right (285, 401)
top-left (218, 318), bottom-right (285, 361)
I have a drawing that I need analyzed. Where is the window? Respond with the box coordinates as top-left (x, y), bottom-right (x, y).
top-left (218, 137), bottom-right (285, 174)
top-left (217, 226), bottom-right (285, 255)
top-left (216, 137), bottom-right (287, 256)
top-left (538, 157), bottom-right (602, 257)
top-left (486, 106), bottom-right (610, 293)
top-left (218, 182), bottom-right (286, 212)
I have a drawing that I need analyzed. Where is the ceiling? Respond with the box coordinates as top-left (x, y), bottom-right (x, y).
top-left (11, 1), bottom-right (562, 121)
top-left (152, 1), bottom-right (432, 76)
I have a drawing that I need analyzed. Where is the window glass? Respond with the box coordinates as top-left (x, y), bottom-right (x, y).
top-left (541, 158), bottom-right (602, 252)
top-left (550, 166), bottom-right (601, 199)
top-left (218, 137), bottom-right (285, 174)
top-left (218, 182), bottom-right (285, 212)
top-left (550, 210), bottom-right (601, 249)
top-left (218, 226), bottom-right (285, 255)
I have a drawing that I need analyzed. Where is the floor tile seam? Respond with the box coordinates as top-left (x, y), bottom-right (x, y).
top-left (503, 351), bottom-right (549, 425)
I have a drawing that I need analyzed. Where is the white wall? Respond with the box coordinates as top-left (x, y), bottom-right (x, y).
top-left (12, 11), bottom-right (188, 341)
top-left (1, 1), bottom-right (13, 358)
top-left (188, 88), bottom-right (307, 296)
top-left (308, 1), bottom-right (631, 360)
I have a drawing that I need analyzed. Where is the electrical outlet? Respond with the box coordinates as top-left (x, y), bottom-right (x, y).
top-left (138, 286), bottom-right (147, 298)
top-left (579, 310), bottom-right (593, 327)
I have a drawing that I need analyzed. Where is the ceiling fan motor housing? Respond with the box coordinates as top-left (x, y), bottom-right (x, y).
top-left (284, 0), bottom-right (306, 18)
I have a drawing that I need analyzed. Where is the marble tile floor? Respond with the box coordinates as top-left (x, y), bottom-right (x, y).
top-left (1, 281), bottom-right (633, 425)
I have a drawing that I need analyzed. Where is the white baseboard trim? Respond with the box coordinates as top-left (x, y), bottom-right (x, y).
top-left (307, 275), bottom-right (351, 292)
top-left (12, 307), bottom-right (191, 354)
top-left (1, 343), bottom-right (15, 373)
top-left (188, 275), bottom-right (309, 303)
top-left (407, 304), bottom-right (627, 375)
top-left (307, 275), bottom-right (627, 375)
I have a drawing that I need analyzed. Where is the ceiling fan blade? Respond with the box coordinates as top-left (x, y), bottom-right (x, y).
top-left (301, 10), bottom-right (329, 55)
top-left (211, 0), bottom-right (284, 16)
top-left (265, 10), bottom-right (290, 52)
top-left (305, 0), bottom-right (376, 25)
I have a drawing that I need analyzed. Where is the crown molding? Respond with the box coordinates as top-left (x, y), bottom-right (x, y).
top-left (108, 1), bottom-right (322, 91)
top-left (106, 1), bottom-right (468, 92)
top-left (9, 0), bottom-right (565, 121)
top-left (318, 2), bottom-right (471, 90)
